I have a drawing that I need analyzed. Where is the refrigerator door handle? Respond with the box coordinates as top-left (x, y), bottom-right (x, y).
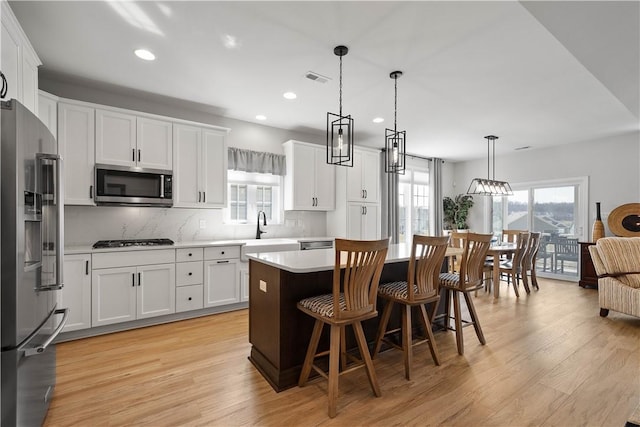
top-left (37, 153), bottom-right (64, 291)
top-left (20, 308), bottom-right (69, 357)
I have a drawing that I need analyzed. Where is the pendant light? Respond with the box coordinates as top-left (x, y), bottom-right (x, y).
top-left (326, 45), bottom-right (354, 167)
top-left (385, 70), bottom-right (406, 174)
top-left (467, 135), bottom-right (513, 196)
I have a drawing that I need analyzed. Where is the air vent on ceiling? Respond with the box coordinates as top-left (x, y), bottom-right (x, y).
top-left (514, 145), bottom-right (531, 151)
top-left (305, 71), bottom-right (330, 84)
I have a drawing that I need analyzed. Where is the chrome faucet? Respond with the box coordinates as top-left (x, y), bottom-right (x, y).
top-left (256, 210), bottom-right (267, 239)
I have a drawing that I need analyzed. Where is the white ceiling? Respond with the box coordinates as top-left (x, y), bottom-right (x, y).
top-left (9, 1), bottom-right (640, 161)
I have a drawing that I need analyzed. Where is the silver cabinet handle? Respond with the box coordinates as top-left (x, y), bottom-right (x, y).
top-left (138, 272), bottom-right (142, 286)
top-left (217, 260), bottom-right (229, 264)
top-left (198, 191), bottom-right (202, 203)
top-left (203, 192), bottom-right (206, 203)
top-left (132, 273), bottom-right (135, 287)
top-left (85, 260), bottom-right (89, 276)
top-left (365, 206), bottom-right (367, 215)
top-left (22, 309), bottom-right (69, 357)
top-left (132, 148), bottom-right (136, 161)
top-left (89, 185), bottom-right (93, 199)
top-left (364, 189), bottom-right (367, 199)
top-left (138, 149), bottom-right (141, 162)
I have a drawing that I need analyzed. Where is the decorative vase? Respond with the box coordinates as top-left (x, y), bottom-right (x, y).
top-left (592, 202), bottom-right (605, 242)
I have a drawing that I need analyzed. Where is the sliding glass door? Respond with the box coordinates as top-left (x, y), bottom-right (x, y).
top-left (491, 177), bottom-right (588, 281)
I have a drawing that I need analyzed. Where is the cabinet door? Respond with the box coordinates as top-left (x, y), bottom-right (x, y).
top-left (21, 48), bottom-right (39, 115)
top-left (239, 263), bottom-right (249, 302)
top-left (314, 149), bottom-right (335, 210)
top-left (92, 266), bottom-right (137, 327)
top-left (1, 19), bottom-right (20, 104)
top-left (61, 254), bottom-right (92, 332)
top-left (38, 91), bottom-right (58, 137)
top-left (361, 204), bottom-right (381, 240)
top-left (204, 260), bottom-right (239, 307)
top-left (347, 150), bottom-right (365, 202)
top-left (137, 117), bottom-right (172, 170)
top-left (173, 124), bottom-right (201, 207)
top-left (95, 109), bottom-right (136, 167)
top-left (346, 203), bottom-right (364, 239)
top-left (361, 150), bottom-right (380, 203)
top-left (137, 263), bottom-right (176, 319)
top-left (201, 129), bottom-right (227, 207)
top-left (291, 143), bottom-right (315, 210)
top-left (58, 102), bottom-right (95, 205)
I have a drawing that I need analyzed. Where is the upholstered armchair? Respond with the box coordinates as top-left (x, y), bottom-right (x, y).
top-left (588, 237), bottom-right (640, 318)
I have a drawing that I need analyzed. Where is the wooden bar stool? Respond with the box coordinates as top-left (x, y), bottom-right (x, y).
top-left (297, 238), bottom-right (389, 418)
top-left (372, 235), bottom-right (449, 380)
top-left (439, 232), bottom-right (492, 355)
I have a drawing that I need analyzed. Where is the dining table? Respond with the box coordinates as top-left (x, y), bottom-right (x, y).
top-left (486, 243), bottom-right (517, 299)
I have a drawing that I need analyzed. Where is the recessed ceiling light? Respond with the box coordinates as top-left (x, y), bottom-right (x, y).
top-left (283, 92), bottom-right (297, 100)
top-left (134, 49), bottom-right (155, 61)
top-left (256, 115), bottom-right (267, 121)
top-left (373, 117), bottom-right (384, 123)
top-left (222, 34), bottom-right (241, 49)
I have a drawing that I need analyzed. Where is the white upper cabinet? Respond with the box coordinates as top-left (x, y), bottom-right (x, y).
top-left (136, 117), bottom-right (173, 170)
top-left (283, 140), bottom-right (335, 211)
top-left (347, 148), bottom-right (380, 203)
top-left (38, 90), bottom-right (58, 138)
top-left (1, 2), bottom-right (41, 115)
top-left (95, 109), bottom-right (172, 170)
top-left (173, 124), bottom-right (228, 208)
top-left (346, 203), bottom-right (381, 240)
top-left (58, 101), bottom-right (96, 205)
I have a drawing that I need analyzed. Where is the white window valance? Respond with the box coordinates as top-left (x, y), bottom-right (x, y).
top-left (227, 147), bottom-right (286, 176)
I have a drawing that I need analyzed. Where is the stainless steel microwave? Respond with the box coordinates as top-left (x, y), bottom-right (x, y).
top-left (95, 164), bottom-right (173, 207)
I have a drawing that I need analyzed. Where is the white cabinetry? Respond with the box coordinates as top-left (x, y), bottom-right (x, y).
top-left (1, 2), bottom-right (41, 114)
top-left (58, 101), bottom-right (95, 205)
top-left (283, 140), bottom-right (335, 211)
top-left (327, 146), bottom-right (381, 239)
top-left (203, 246), bottom-right (240, 307)
top-left (38, 90), bottom-right (58, 137)
top-left (95, 109), bottom-right (173, 170)
top-left (347, 149), bottom-right (380, 203)
top-left (173, 124), bottom-right (228, 208)
top-left (60, 254), bottom-right (92, 332)
top-left (239, 263), bottom-right (249, 302)
top-left (91, 249), bottom-right (176, 327)
top-left (175, 248), bottom-right (204, 312)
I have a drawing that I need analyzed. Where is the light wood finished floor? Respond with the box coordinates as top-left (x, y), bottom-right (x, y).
top-left (44, 278), bottom-right (639, 426)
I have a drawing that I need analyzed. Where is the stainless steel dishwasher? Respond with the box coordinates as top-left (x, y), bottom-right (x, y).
top-left (299, 240), bottom-right (334, 251)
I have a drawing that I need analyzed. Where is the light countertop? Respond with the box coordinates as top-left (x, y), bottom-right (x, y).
top-left (246, 244), bottom-right (464, 274)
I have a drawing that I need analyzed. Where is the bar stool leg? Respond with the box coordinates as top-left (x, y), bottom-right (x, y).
top-left (463, 292), bottom-right (486, 345)
top-left (452, 291), bottom-right (464, 355)
top-left (402, 305), bottom-right (413, 380)
top-left (372, 300), bottom-right (393, 358)
top-left (419, 304), bottom-right (440, 366)
top-left (299, 319), bottom-right (323, 387)
top-left (353, 321), bottom-right (381, 397)
top-left (328, 324), bottom-right (341, 418)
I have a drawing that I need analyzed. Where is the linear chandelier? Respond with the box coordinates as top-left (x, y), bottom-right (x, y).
top-left (467, 135), bottom-right (513, 196)
top-left (385, 70), bottom-right (406, 174)
top-left (326, 45), bottom-right (354, 167)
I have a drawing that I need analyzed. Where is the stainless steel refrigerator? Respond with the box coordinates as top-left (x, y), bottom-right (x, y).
top-left (1, 99), bottom-right (68, 426)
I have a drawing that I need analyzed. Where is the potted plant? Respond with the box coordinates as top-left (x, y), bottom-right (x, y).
top-left (443, 194), bottom-right (474, 230)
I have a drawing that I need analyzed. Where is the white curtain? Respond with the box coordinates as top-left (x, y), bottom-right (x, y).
top-left (228, 147), bottom-right (286, 175)
top-left (431, 158), bottom-right (444, 235)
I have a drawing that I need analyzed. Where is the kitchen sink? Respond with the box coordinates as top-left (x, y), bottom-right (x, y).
top-left (240, 238), bottom-right (301, 261)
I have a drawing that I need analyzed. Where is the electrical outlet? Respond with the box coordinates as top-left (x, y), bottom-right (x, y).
top-left (259, 280), bottom-right (267, 292)
top-left (199, 220), bottom-right (206, 229)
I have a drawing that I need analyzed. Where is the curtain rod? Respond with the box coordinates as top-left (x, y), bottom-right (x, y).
top-left (380, 148), bottom-right (434, 162)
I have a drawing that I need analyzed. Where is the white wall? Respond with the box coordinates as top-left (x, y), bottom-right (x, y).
top-left (450, 131), bottom-right (640, 237)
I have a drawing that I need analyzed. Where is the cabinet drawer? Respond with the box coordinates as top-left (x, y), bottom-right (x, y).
top-left (176, 248), bottom-right (204, 262)
top-left (176, 261), bottom-right (203, 286)
top-left (176, 285), bottom-right (204, 312)
top-left (204, 245), bottom-right (240, 260)
top-left (92, 249), bottom-right (175, 269)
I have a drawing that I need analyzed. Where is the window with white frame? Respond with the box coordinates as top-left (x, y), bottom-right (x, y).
top-left (226, 170), bottom-right (282, 223)
top-left (398, 167), bottom-right (430, 243)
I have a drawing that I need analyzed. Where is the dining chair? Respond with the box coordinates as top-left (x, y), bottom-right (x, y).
top-left (496, 232), bottom-right (530, 296)
top-left (521, 232), bottom-right (541, 291)
top-left (372, 235), bottom-right (449, 380)
top-left (297, 238), bottom-right (389, 418)
top-left (439, 232), bottom-right (492, 355)
top-left (448, 231), bottom-right (468, 273)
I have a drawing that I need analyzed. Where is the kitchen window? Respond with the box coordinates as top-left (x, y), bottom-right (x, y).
top-left (398, 169), bottom-right (430, 243)
top-left (226, 170), bottom-right (282, 223)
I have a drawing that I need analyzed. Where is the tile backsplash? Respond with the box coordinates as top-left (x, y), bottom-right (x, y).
top-left (65, 206), bottom-right (327, 246)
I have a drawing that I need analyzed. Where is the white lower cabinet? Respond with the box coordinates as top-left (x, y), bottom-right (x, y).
top-left (60, 254), bottom-right (92, 332)
top-left (91, 249), bottom-right (176, 327)
top-left (239, 263), bottom-right (249, 302)
top-left (203, 245), bottom-right (241, 307)
top-left (176, 248), bottom-right (204, 313)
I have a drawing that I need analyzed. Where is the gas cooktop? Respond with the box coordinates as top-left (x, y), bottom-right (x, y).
top-left (92, 238), bottom-right (175, 249)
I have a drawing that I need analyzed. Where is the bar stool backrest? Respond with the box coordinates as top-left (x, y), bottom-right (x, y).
top-left (459, 233), bottom-right (493, 290)
top-left (408, 235), bottom-right (450, 302)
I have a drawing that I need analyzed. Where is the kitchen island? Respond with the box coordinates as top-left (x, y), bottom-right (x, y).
top-left (247, 244), bottom-right (462, 391)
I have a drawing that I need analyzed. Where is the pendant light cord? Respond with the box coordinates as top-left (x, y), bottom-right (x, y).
top-left (394, 75), bottom-right (398, 132)
top-left (339, 55), bottom-right (343, 118)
